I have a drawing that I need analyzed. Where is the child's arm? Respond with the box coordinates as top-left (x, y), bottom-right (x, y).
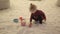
top-left (39, 10), bottom-right (46, 21)
top-left (29, 14), bottom-right (33, 27)
top-left (42, 12), bottom-right (46, 21)
top-left (30, 14), bottom-right (33, 23)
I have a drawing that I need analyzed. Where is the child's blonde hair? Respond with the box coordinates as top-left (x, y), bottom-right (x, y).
top-left (30, 3), bottom-right (37, 11)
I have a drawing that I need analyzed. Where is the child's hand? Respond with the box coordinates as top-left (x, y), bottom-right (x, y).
top-left (42, 19), bottom-right (46, 23)
top-left (44, 19), bottom-right (46, 21)
top-left (29, 22), bottom-right (32, 27)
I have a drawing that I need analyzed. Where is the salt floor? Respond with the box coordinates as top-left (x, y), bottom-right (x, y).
top-left (0, 0), bottom-right (60, 34)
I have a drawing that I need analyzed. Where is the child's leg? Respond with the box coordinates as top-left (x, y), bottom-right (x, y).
top-left (38, 16), bottom-right (43, 24)
top-left (33, 20), bottom-right (38, 24)
top-left (32, 17), bottom-right (38, 24)
top-left (39, 19), bottom-right (42, 24)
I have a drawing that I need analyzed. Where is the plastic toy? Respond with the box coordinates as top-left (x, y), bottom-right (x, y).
top-left (13, 18), bottom-right (18, 23)
top-left (19, 17), bottom-right (26, 26)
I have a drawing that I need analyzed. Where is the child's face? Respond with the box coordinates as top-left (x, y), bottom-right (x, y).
top-left (30, 9), bottom-right (36, 13)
